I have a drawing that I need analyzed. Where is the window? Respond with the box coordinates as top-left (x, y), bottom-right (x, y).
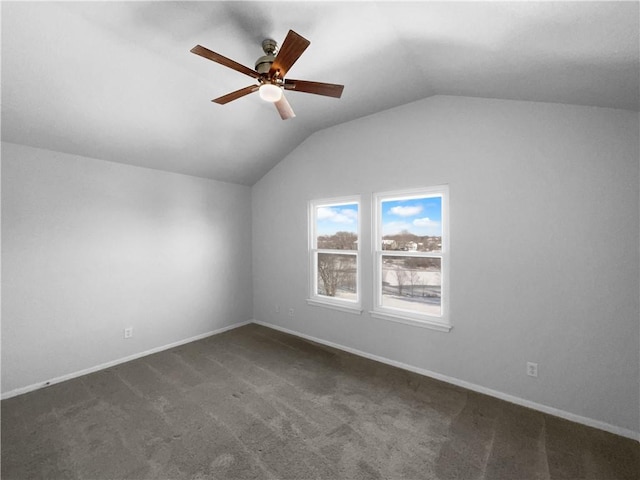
top-left (307, 197), bottom-right (362, 313)
top-left (372, 186), bottom-right (450, 331)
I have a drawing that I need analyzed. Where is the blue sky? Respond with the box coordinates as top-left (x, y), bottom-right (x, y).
top-left (316, 204), bottom-right (358, 236)
top-left (382, 196), bottom-right (442, 237)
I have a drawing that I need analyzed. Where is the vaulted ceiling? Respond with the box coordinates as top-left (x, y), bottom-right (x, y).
top-left (2, 1), bottom-right (638, 185)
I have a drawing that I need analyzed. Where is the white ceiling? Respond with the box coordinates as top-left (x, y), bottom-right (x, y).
top-left (2, 1), bottom-right (638, 185)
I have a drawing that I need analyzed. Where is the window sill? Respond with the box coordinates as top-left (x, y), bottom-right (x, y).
top-left (307, 298), bottom-right (363, 315)
top-left (369, 310), bottom-right (452, 332)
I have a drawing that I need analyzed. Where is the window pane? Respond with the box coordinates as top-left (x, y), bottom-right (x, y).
top-left (381, 256), bottom-right (441, 316)
top-left (317, 253), bottom-right (357, 300)
top-left (381, 196), bottom-right (442, 252)
top-left (316, 203), bottom-right (358, 250)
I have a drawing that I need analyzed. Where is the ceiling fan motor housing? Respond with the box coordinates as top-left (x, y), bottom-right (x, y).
top-left (255, 54), bottom-right (275, 74)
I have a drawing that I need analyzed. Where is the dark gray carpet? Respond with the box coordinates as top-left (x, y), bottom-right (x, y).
top-left (2, 324), bottom-right (638, 479)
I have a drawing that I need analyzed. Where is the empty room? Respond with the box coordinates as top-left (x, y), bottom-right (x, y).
top-left (1, 1), bottom-right (639, 479)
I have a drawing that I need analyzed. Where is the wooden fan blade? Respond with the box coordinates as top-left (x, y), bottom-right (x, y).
top-left (274, 94), bottom-right (295, 120)
top-left (284, 79), bottom-right (344, 98)
top-left (268, 30), bottom-right (310, 79)
top-left (212, 85), bottom-right (259, 104)
top-left (191, 45), bottom-right (261, 79)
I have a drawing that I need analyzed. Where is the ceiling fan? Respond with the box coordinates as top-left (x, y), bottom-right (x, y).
top-left (191, 30), bottom-right (344, 120)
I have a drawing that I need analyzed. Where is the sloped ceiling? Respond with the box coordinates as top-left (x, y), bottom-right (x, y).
top-left (2, 1), bottom-right (638, 185)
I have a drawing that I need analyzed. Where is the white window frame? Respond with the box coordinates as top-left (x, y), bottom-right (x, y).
top-left (371, 186), bottom-right (451, 332)
top-left (307, 196), bottom-right (362, 314)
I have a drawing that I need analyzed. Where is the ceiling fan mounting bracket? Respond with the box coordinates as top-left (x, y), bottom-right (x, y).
top-left (261, 38), bottom-right (278, 55)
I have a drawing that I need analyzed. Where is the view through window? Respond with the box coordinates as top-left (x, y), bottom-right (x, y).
top-left (308, 188), bottom-right (448, 328)
top-left (374, 187), bottom-right (448, 326)
top-left (309, 198), bottom-right (360, 308)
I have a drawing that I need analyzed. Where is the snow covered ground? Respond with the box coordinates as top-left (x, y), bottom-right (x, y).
top-left (381, 294), bottom-right (441, 316)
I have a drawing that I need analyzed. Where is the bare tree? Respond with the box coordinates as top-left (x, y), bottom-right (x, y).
top-left (333, 231), bottom-right (357, 250)
top-left (409, 269), bottom-right (419, 297)
top-left (318, 255), bottom-right (340, 296)
top-left (393, 264), bottom-right (408, 296)
top-left (318, 254), bottom-right (356, 297)
top-left (318, 231), bottom-right (357, 250)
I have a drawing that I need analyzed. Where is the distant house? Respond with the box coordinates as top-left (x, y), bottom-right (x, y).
top-left (406, 241), bottom-right (418, 251)
top-left (382, 239), bottom-right (397, 250)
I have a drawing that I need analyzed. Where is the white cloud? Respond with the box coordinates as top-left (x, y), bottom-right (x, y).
top-left (389, 205), bottom-right (423, 217)
top-left (332, 213), bottom-right (355, 224)
top-left (341, 208), bottom-right (358, 220)
top-left (382, 221), bottom-right (412, 235)
top-left (413, 218), bottom-right (441, 236)
top-left (317, 206), bottom-right (357, 224)
top-left (317, 207), bottom-right (335, 220)
top-left (382, 218), bottom-right (441, 236)
top-left (413, 217), bottom-right (437, 227)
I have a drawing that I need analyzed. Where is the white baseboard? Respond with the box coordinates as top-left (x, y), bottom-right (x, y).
top-left (253, 319), bottom-right (639, 442)
top-left (1, 320), bottom-right (252, 400)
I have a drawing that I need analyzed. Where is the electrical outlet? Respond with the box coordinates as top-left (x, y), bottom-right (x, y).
top-left (275, 304), bottom-right (280, 313)
top-left (526, 362), bottom-right (538, 377)
top-left (288, 308), bottom-right (294, 317)
top-left (124, 327), bottom-right (133, 339)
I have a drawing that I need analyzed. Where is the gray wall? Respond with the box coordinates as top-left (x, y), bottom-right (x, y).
top-left (2, 142), bottom-right (253, 394)
top-left (252, 96), bottom-right (640, 435)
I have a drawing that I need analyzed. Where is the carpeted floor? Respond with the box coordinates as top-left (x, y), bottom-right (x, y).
top-left (2, 323), bottom-right (638, 479)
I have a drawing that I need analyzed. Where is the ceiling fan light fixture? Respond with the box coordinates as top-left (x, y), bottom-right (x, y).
top-left (259, 83), bottom-right (283, 102)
